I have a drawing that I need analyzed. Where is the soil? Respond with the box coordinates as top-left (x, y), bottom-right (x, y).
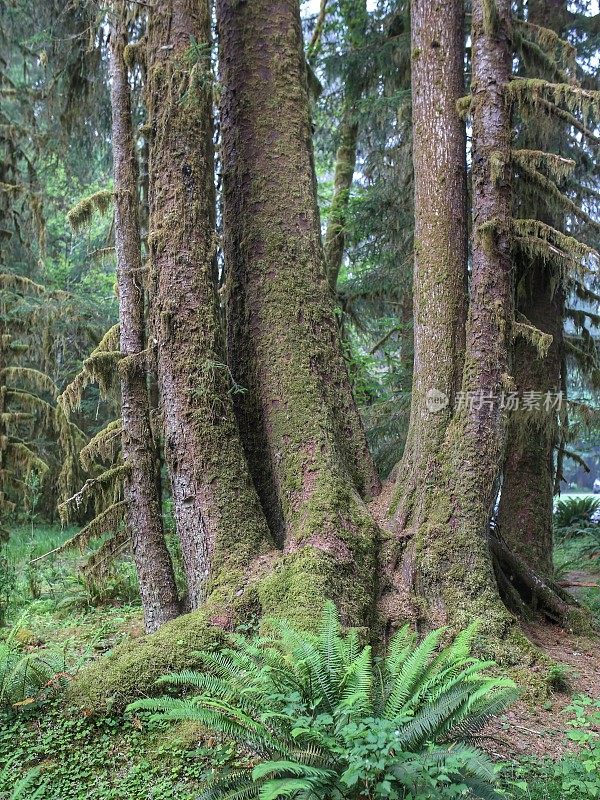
top-left (486, 621), bottom-right (600, 761)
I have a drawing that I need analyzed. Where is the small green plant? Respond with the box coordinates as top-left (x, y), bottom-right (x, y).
top-left (546, 663), bottom-right (572, 693)
top-left (130, 603), bottom-right (518, 800)
top-left (0, 615), bottom-right (66, 710)
top-left (554, 496), bottom-right (600, 530)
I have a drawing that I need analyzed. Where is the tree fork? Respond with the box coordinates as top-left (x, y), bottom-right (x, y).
top-left (108, 8), bottom-right (180, 632)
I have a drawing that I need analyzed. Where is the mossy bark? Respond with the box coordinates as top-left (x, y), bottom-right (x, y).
top-left (497, 0), bottom-right (568, 580)
top-left (383, 0), bottom-right (524, 654)
top-left (147, 0), bottom-right (272, 611)
top-left (323, 0), bottom-right (368, 292)
top-left (109, 14), bottom-right (180, 632)
top-left (382, 0), bottom-right (468, 625)
top-left (387, 0), bottom-right (468, 533)
top-left (217, 0), bottom-right (380, 629)
top-left (497, 266), bottom-right (562, 579)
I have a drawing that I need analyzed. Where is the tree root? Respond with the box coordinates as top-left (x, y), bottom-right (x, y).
top-left (490, 533), bottom-right (594, 633)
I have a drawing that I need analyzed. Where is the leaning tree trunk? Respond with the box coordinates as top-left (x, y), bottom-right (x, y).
top-left (146, 0), bottom-right (272, 613)
top-left (218, 0), bottom-right (381, 628)
top-left (108, 11), bottom-right (180, 632)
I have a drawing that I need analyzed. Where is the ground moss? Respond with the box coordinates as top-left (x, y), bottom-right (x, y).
top-left (68, 610), bottom-right (224, 713)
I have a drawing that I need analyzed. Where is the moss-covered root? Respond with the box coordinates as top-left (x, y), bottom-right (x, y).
top-left (67, 610), bottom-right (224, 714)
top-left (68, 529), bottom-right (377, 715)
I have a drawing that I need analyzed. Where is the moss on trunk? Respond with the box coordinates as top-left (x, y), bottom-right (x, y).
top-left (218, 0), bottom-right (381, 628)
top-left (147, 0), bottom-right (273, 610)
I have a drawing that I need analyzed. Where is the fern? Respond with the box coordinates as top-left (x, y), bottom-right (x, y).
top-left (129, 602), bottom-right (517, 799)
top-left (0, 618), bottom-right (65, 709)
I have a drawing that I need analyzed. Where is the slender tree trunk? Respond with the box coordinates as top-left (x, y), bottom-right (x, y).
top-left (384, 0), bottom-right (468, 593)
top-left (146, 0), bottom-right (272, 613)
top-left (218, 0), bottom-right (381, 628)
top-left (323, 0), bottom-right (368, 292)
top-left (324, 111), bottom-right (359, 291)
top-left (497, 0), bottom-right (569, 578)
top-left (108, 11), bottom-right (180, 632)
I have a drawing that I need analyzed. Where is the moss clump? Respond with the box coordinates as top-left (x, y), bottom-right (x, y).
top-left (67, 190), bottom-right (114, 231)
top-left (68, 609), bottom-right (225, 714)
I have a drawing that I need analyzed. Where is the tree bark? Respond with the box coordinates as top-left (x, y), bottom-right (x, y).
top-left (497, 272), bottom-right (563, 579)
top-left (108, 12), bottom-right (180, 633)
top-left (323, 0), bottom-right (368, 292)
top-left (217, 0), bottom-right (381, 628)
top-left (146, 0), bottom-right (272, 613)
top-left (497, 0), bottom-right (569, 579)
top-left (383, 0), bottom-right (527, 651)
top-left (386, 0), bottom-right (467, 553)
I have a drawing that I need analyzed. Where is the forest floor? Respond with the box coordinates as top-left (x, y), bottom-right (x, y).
top-left (0, 521), bottom-right (599, 798)
top-left (488, 622), bottom-right (600, 761)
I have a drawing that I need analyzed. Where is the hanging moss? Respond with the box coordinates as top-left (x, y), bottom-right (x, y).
top-left (513, 314), bottom-right (553, 358)
top-left (59, 324), bottom-right (120, 412)
top-left (79, 418), bottom-right (123, 472)
top-left (56, 500), bottom-right (128, 554)
top-left (67, 189), bottom-right (114, 231)
top-left (1, 366), bottom-right (58, 398)
top-left (58, 464), bottom-right (128, 525)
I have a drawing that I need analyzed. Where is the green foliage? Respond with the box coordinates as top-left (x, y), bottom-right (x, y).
top-left (0, 701), bottom-right (206, 800)
top-left (130, 603), bottom-right (518, 800)
top-left (554, 496), bottom-right (600, 530)
top-left (0, 615), bottom-right (65, 710)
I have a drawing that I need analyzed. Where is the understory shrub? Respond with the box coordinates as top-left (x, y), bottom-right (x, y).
top-left (130, 602), bottom-right (518, 800)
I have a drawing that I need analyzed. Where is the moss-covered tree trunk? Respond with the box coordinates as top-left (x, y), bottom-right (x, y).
top-left (109, 12), bottom-right (180, 632)
top-left (382, 0), bottom-right (468, 621)
top-left (497, 270), bottom-right (562, 579)
top-left (217, 0), bottom-right (381, 628)
top-left (383, 0), bottom-right (523, 647)
top-left (147, 0), bottom-right (272, 613)
top-left (497, 0), bottom-right (569, 579)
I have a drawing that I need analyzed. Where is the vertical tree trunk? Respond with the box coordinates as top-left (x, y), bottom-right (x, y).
top-left (497, 0), bottom-right (569, 578)
top-left (217, 0), bottom-right (381, 628)
top-left (497, 273), bottom-right (563, 578)
top-left (146, 0), bottom-right (272, 613)
top-left (108, 11), bottom-right (180, 632)
top-left (383, 0), bottom-right (526, 649)
top-left (323, 0), bottom-right (368, 292)
top-left (387, 0), bottom-right (467, 541)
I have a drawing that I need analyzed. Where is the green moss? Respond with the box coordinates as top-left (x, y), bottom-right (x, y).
top-left (68, 610), bottom-right (224, 714)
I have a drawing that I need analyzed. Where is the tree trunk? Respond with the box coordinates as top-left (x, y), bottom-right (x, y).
top-left (323, 0), bottom-right (368, 292)
top-left (109, 11), bottom-right (180, 632)
top-left (496, 0), bottom-right (569, 579)
top-left (146, 0), bottom-right (272, 613)
top-left (497, 270), bottom-right (563, 579)
top-left (383, 0), bottom-right (524, 650)
top-left (217, 0), bottom-right (381, 628)
top-left (385, 0), bottom-right (467, 560)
